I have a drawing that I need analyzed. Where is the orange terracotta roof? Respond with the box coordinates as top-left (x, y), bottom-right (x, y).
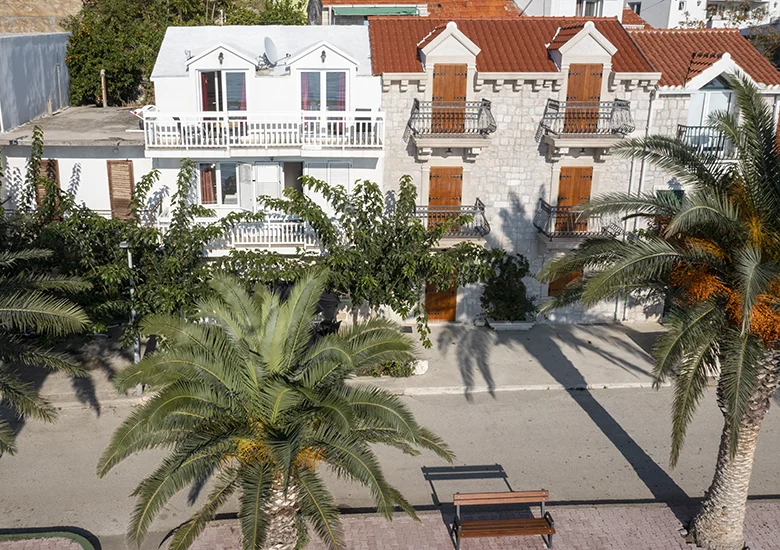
top-left (548, 23), bottom-right (585, 51)
top-left (322, 0), bottom-right (522, 18)
top-left (629, 29), bottom-right (780, 87)
top-left (621, 8), bottom-right (652, 29)
top-left (369, 17), bottom-right (654, 74)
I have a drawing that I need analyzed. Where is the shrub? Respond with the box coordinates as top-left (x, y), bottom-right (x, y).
top-left (358, 360), bottom-right (415, 378)
top-left (480, 253), bottom-right (536, 322)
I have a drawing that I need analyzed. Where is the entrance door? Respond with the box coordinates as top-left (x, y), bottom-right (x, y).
top-left (432, 64), bottom-right (467, 133)
top-left (425, 281), bottom-right (457, 322)
top-left (555, 166), bottom-right (593, 234)
top-left (564, 64), bottom-right (603, 133)
top-left (428, 166), bottom-right (463, 230)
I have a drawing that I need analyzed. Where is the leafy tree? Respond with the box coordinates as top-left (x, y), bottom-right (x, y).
top-left (538, 75), bottom-right (780, 550)
top-left (0, 249), bottom-right (90, 454)
top-left (65, 0), bottom-right (306, 105)
top-left (221, 175), bottom-right (497, 346)
top-left (480, 253), bottom-right (536, 322)
top-left (98, 271), bottom-right (452, 550)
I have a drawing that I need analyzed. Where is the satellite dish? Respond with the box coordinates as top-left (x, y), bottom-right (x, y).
top-left (263, 37), bottom-right (279, 67)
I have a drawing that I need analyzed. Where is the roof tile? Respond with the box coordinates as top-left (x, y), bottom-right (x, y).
top-left (629, 29), bottom-right (780, 87)
top-left (369, 17), bottom-right (653, 74)
top-left (621, 8), bottom-right (652, 29)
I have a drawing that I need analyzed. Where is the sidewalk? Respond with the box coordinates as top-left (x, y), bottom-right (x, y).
top-left (27, 322), bottom-right (664, 407)
top-left (188, 500), bottom-right (780, 550)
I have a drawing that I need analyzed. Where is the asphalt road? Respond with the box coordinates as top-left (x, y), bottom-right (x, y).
top-left (1, 387), bottom-right (779, 549)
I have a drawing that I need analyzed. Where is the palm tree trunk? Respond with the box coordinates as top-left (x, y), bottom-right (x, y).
top-left (690, 365), bottom-right (779, 550)
top-left (262, 481), bottom-right (300, 550)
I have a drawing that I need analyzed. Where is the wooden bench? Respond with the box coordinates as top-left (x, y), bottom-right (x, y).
top-left (453, 490), bottom-right (555, 549)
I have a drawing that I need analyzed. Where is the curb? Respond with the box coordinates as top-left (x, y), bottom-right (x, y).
top-left (0, 531), bottom-right (96, 550)
top-left (381, 381), bottom-right (671, 396)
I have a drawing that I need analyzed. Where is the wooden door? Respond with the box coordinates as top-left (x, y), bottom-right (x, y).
top-left (425, 281), bottom-right (457, 322)
top-left (564, 64), bottom-right (602, 133)
top-left (107, 160), bottom-right (134, 219)
top-left (548, 270), bottom-right (581, 297)
top-left (432, 64), bottom-right (467, 133)
top-left (428, 166), bottom-right (462, 229)
top-left (555, 167), bottom-right (593, 234)
top-left (36, 159), bottom-right (60, 206)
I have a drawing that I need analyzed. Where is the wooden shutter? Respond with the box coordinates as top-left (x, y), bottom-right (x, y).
top-left (564, 64), bottom-right (603, 133)
top-left (555, 167), bottom-right (593, 233)
top-left (432, 64), bottom-right (467, 133)
top-left (425, 281), bottom-right (457, 322)
top-left (107, 160), bottom-right (134, 219)
top-left (548, 270), bottom-right (581, 297)
top-left (428, 166), bottom-right (462, 229)
top-left (36, 159), bottom-right (60, 205)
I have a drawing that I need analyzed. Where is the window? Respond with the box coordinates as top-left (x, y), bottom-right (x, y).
top-left (200, 71), bottom-right (247, 112)
top-left (628, 2), bottom-right (641, 13)
top-left (678, 1), bottom-right (686, 10)
top-left (301, 71), bottom-right (347, 112)
top-left (199, 163), bottom-right (239, 206)
top-left (687, 78), bottom-right (733, 127)
top-left (576, 0), bottom-right (602, 16)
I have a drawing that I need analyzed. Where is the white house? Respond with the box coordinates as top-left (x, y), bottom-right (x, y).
top-left (627, 0), bottom-right (779, 29)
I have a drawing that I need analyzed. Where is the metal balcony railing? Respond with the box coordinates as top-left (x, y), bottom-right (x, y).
top-left (412, 199), bottom-right (490, 238)
top-left (538, 99), bottom-right (635, 137)
top-left (533, 199), bottom-right (622, 239)
top-left (143, 111), bottom-right (384, 149)
top-left (677, 125), bottom-right (735, 158)
top-left (407, 99), bottom-right (497, 137)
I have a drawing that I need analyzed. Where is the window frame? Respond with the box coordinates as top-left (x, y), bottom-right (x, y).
top-left (199, 69), bottom-right (249, 112)
top-left (198, 162), bottom-right (241, 207)
top-left (576, 0), bottom-right (603, 16)
top-left (299, 70), bottom-right (350, 113)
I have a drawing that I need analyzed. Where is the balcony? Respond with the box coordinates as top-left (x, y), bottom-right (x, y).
top-left (155, 216), bottom-right (320, 256)
top-left (533, 199), bottom-right (621, 250)
top-left (406, 100), bottom-right (496, 160)
top-left (677, 125), bottom-right (735, 159)
top-left (538, 99), bottom-right (635, 154)
top-left (143, 111), bottom-right (384, 157)
top-left (412, 199), bottom-right (490, 242)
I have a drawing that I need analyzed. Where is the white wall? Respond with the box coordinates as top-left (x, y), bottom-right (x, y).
top-left (152, 44), bottom-right (381, 114)
top-left (0, 33), bottom-right (69, 133)
top-left (516, 0), bottom-right (623, 17)
top-left (1, 144), bottom-right (150, 211)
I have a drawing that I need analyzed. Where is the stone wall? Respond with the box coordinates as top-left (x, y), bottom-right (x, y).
top-left (0, 0), bottom-right (81, 33)
top-left (381, 78), bottom-right (661, 324)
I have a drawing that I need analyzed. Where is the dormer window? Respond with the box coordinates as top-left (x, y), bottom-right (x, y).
top-left (301, 71), bottom-right (347, 112)
top-left (576, 0), bottom-right (603, 16)
top-left (687, 77), bottom-right (733, 127)
top-left (200, 71), bottom-right (247, 112)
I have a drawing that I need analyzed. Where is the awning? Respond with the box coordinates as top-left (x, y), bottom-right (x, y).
top-left (332, 6), bottom-right (419, 15)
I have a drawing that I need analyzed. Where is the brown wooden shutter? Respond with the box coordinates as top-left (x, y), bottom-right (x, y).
top-left (555, 166), bottom-right (593, 233)
top-left (428, 166), bottom-right (463, 229)
top-left (432, 64), bottom-right (467, 133)
top-left (107, 160), bottom-right (135, 219)
top-left (564, 64), bottom-right (603, 133)
top-left (548, 270), bottom-right (582, 297)
top-left (425, 281), bottom-right (457, 322)
top-left (36, 159), bottom-right (60, 205)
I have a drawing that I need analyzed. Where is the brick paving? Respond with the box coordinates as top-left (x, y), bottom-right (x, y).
top-left (188, 501), bottom-right (780, 550)
top-left (0, 538), bottom-right (83, 550)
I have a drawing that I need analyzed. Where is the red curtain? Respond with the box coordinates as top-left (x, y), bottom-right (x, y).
top-left (336, 72), bottom-right (346, 111)
top-left (200, 72), bottom-right (210, 111)
top-left (301, 72), bottom-right (310, 110)
top-left (200, 165), bottom-right (216, 204)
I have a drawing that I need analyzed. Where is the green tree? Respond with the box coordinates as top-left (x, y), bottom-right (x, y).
top-left (538, 75), bottom-right (780, 550)
top-left (0, 249), bottom-right (90, 454)
top-left (98, 272), bottom-right (452, 550)
top-left (221, 175), bottom-right (496, 346)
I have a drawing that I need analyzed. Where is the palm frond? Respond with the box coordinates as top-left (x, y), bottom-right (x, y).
top-left (734, 247), bottom-right (778, 334)
top-left (0, 290), bottom-right (89, 335)
top-left (0, 418), bottom-right (16, 455)
top-left (238, 462), bottom-right (271, 550)
top-left (296, 467), bottom-right (344, 550)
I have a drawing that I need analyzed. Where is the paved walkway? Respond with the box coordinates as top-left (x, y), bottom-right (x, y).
top-left (0, 538), bottom-right (82, 550)
top-left (187, 501), bottom-right (780, 550)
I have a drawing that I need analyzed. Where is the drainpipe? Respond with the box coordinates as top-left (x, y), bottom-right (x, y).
top-left (622, 86), bottom-right (657, 321)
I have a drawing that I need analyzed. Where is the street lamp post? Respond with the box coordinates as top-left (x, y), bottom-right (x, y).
top-left (119, 241), bottom-right (142, 395)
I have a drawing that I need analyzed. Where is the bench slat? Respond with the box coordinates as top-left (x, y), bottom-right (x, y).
top-left (454, 490), bottom-right (549, 506)
top-left (459, 518), bottom-right (550, 529)
top-left (459, 520), bottom-right (555, 538)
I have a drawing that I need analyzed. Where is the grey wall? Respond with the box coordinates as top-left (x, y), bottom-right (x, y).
top-left (0, 32), bottom-right (70, 133)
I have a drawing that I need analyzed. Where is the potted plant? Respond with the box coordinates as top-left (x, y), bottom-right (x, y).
top-left (480, 252), bottom-right (537, 331)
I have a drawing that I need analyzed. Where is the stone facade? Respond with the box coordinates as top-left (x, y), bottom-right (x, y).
top-left (0, 0), bottom-right (81, 33)
top-left (381, 77), bottom-right (662, 324)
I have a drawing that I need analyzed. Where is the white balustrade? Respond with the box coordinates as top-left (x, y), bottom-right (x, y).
top-left (144, 111), bottom-right (384, 149)
top-left (155, 218), bottom-right (319, 250)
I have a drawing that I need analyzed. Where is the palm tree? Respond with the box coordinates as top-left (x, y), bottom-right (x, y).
top-left (98, 271), bottom-right (453, 550)
top-left (538, 74), bottom-right (780, 550)
top-left (0, 248), bottom-right (90, 454)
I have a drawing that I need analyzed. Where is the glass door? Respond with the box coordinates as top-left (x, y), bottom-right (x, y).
top-left (300, 71), bottom-right (347, 143)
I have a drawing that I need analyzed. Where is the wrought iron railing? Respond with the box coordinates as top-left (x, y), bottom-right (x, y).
top-left (533, 199), bottom-right (622, 239)
top-left (407, 100), bottom-right (497, 137)
top-left (144, 111), bottom-right (384, 149)
top-left (538, 99), bottom-right (635, 137)
top-left (677, 124), bottom-right (734, 158)
top-left (412, 199), bottom-right (490, 238)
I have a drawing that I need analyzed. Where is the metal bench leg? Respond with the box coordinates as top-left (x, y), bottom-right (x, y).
top-left (542, 533), bottom-right (553, 549)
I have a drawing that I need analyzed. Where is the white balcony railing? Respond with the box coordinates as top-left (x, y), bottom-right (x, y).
top-left (143, 111), bottom-right (384, 149)
top-left (155, 217), bottom-right (320, 251)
